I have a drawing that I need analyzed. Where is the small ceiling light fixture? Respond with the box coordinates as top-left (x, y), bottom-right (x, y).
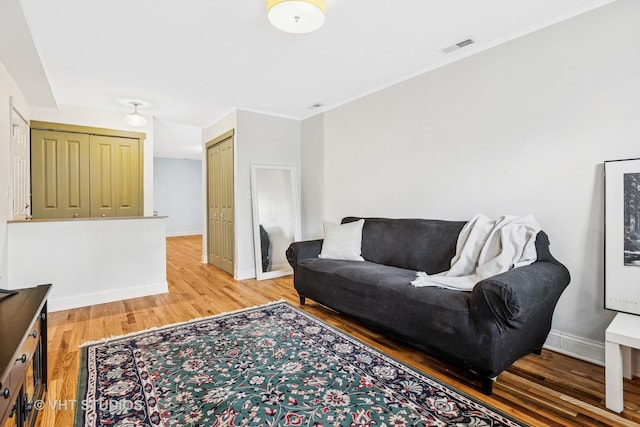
top-left (267, 0), bottom-right (326, 34)
top-left (124, 102), bottom-right (148, 127)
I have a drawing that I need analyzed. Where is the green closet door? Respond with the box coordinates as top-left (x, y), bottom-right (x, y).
top-left (90, 135), bottom-right (140, 217)
top-left (31, 129), bottom-right (90, 219)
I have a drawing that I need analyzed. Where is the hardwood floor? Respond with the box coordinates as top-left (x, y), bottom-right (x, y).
top-left (39, 235), bottom-right (640, 426)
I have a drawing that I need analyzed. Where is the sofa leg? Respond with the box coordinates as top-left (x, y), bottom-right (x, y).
top-left (299, 296), bottom-right (306, 305)
top-left (533, 347), bottom-right (543, 355)
top-left (481, 377), bottom-right (496, 395)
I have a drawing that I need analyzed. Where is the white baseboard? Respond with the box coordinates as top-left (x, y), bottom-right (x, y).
top-left (545, 329), bottom-right (640, 377)
top-left (235, 268), bottom-right (256, 281)
top-left (544, 329), bottom-right (604, 366)
top-left (197, 257), bottom-right (254, 280)
top-left (166, 231), bottom-right (202, 237)
top-left (48, 282), bottom-right (169, 312)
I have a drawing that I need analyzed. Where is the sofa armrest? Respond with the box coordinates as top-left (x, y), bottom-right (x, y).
top-left (470, 260), bottom-right (570, 333)
top-left (286, 239), bottom-right (323, 270)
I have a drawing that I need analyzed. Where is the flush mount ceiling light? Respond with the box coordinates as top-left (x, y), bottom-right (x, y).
top-left (124, 102), bottom-right (147, 127)
top-left (267, 0), bottom-right (326, 34)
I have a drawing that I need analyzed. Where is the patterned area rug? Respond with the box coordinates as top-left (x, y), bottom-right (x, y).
top-left (75, 301), bottom-right (524, 426)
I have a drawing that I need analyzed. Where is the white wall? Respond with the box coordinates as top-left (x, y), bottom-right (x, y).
top-left (235, 110), bottom-right (301, 279)
top-left (0, 61), bottom-right (30, 284)
top-left (30, 105), bottom-right (155, 216)
top-left (154, 119), bottom-right (202, 160)
top-left (3, 218), bottom-right (168, 311)
top-left (154, 157), bottom-right (203, 236)
top-left (300, 114), bottom-right (324, 240)
top-left (202, 109), bottom-right (238, 145)
top-left (202, 109), bottom-right (300, 279)
top-left (301, 0), bottom-right (640, 361)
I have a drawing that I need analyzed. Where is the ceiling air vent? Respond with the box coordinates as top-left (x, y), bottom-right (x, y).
top-left (441, 38), bottom-right (475, 54)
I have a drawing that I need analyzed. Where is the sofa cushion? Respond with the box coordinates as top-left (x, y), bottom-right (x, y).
top-left (342, 217), bottom-right (466, 274)
top-left (301, 258), bottom-right (416, 287)
top-left (319, 219), bottom-right (365, 261)
top-left (298, 258), bottom-right (471, 313)
top-left (296, 257), bottom-right (478, 362)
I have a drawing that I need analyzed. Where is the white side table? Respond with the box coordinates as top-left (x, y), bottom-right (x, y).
top-left (605, 312), bottom-right (640, 413)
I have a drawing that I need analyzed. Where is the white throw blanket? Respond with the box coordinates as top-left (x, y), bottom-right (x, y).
top-left (411, 214), bottom-right (541, 291)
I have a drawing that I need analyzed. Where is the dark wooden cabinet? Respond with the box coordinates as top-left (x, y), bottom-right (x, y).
top-left (0, 285), bottom-right (51, 427)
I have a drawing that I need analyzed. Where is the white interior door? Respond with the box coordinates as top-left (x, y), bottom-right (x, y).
top-left (10, 103), bottom-right (30, 219)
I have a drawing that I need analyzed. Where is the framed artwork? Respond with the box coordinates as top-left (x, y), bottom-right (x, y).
top-left (605, 158), bottom-right (640, 315)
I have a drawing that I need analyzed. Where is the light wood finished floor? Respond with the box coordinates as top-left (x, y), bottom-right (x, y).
top-left (38, 235), bottom-right (640, 426)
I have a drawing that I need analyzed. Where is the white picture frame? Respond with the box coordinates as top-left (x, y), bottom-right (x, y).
top-left (604, 158), bottom-right (640, 315)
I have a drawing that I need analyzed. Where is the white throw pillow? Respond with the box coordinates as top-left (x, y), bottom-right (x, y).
top-left (319, 219), bottom-right (365, 261)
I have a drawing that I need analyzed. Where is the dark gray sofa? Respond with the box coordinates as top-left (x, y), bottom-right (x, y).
top-left (286, 217), bottom-right (570, 394)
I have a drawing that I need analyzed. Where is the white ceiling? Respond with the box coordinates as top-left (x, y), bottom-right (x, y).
top-left (6, 0), bottom-right (616, 128)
